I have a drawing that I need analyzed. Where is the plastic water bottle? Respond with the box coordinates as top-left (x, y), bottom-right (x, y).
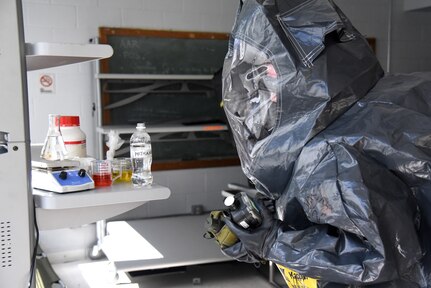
top-left (130, 123), bottom-right (153, 186)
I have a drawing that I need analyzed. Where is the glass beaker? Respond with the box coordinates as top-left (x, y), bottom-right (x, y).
top-left (112, 158), bottom-right (132, 183)
top-left (40, 114), bottom-right (68, 161)
top-left (90, 160), bottom-right (113, 187)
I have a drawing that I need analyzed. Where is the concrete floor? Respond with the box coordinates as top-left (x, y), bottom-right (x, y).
top-left (52, 260), bottom-right (279, 288)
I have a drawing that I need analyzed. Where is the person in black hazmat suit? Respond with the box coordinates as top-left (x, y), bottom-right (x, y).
top-left (215, 0), bottom-right (431, 287)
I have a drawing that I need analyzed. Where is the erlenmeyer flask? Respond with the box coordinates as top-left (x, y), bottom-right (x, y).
top-left (40, 114), bottom-right (68, 161)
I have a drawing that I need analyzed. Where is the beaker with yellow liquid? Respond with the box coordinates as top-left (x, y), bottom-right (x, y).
top-left (112, 158), bottom-right (133, 183)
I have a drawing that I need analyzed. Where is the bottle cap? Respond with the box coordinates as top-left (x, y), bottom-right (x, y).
top-left (224, 196), bottom-right (237, 209)
top-left (136, 123), bottom-right (146, 129)
top-left (60, 116), bottom-right (80, 127)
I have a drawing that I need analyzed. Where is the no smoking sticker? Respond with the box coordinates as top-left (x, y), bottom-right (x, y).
top-left (39, 74), bottom-right (55, 93)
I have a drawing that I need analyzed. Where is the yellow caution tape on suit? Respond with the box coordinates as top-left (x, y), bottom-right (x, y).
top-left (276, 264), bottom-right (318, 288)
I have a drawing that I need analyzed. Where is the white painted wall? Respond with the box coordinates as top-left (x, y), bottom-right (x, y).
top-left (335, 0), bottom-right (431, 73)
top-left (404, 0), bottom-right (431, 12)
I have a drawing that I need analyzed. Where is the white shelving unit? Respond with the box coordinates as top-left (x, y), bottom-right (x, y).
top-left (91, 66), bottom-right (238, 276)
top-left (25, 42), bottom-right (113, 71)
top-left (97, 123), bottom-right (228, 135)
top-left (93, 70), bottom-right (228, 159)
top-left (24, 40), bottom-right (172, 230)
top-left (33, 184), bottom-right (170, 230)
top-left (96, 73), bottom-right (213, 80)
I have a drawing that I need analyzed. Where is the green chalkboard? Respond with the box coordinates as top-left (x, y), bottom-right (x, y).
top-left (98, 28), bottom-right (239, 171)
top-left (99, 28), bottom-right (229, 75)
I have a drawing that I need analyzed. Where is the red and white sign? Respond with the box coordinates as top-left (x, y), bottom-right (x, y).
top-left (39, 74), bottom-right (55, 93)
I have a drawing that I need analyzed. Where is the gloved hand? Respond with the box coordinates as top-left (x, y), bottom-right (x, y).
top-left (221, 196), bottom-right (280, 263)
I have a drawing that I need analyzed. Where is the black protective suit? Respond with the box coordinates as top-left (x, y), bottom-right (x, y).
top-left (220, 0), bottom-right (431, 287)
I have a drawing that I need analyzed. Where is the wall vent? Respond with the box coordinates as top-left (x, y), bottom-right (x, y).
top-left (0, 221), bottom-right (12, 268)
